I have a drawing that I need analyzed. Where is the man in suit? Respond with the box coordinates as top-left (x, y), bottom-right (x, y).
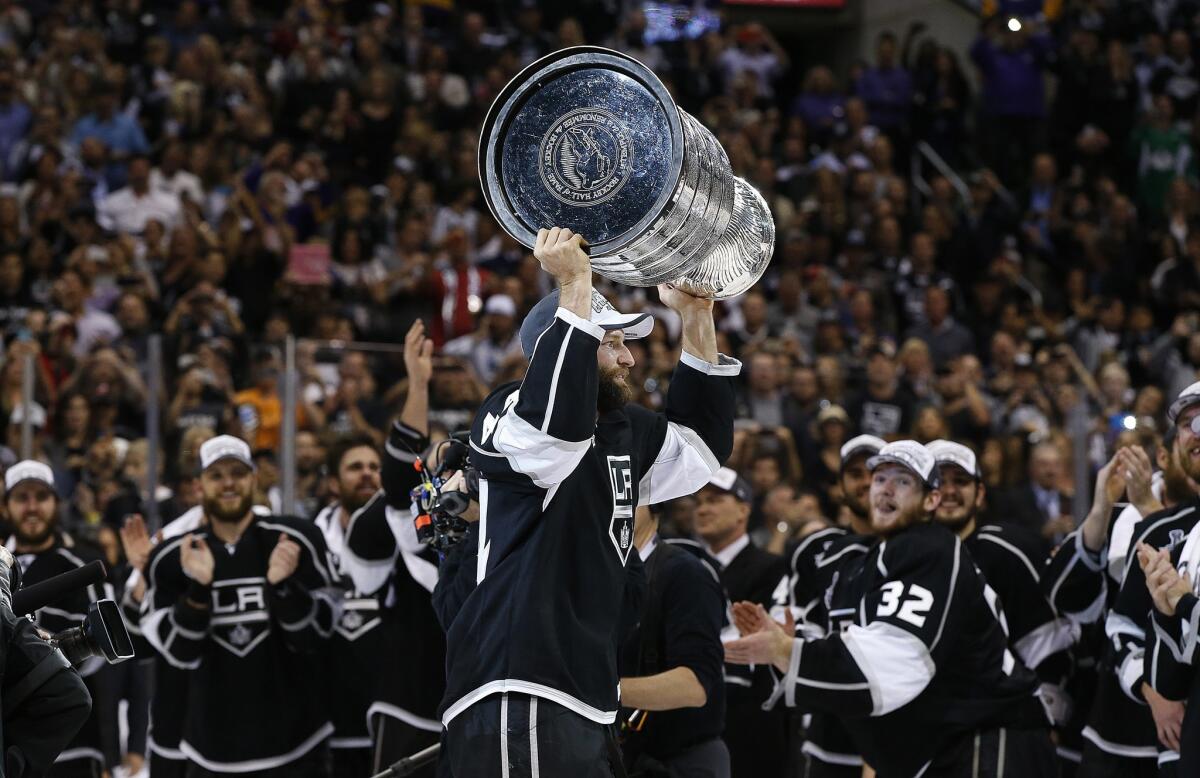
top-left (994, 440), bottom-right (1074, 547)
top-left (693, 467), bottom-right (788, 777)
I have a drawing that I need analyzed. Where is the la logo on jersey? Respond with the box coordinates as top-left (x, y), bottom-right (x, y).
top-left (210, 578), bottom-right (270, 657)
top-left (607, 455), bottom-right (635, 565)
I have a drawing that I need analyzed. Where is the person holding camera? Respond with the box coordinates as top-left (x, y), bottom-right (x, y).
top-left (439, 227), bottom-right (739, 778)
top-left (0, 540), bottom-right (95, 778)
top-left (4, 460), bottom-right (111, 778)
top-left (321, 319), bottom-right (446, 777)
top-left (140, 435), bottom-right (338, 777)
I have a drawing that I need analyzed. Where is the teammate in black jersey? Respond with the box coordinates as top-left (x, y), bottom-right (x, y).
top-left (332, 322), bottom-right (448, 778)
top-left (727, 440), bottom-right (1056, 778)
top-left (928, 440), bottom-right (1076, 692)
top-left (783, 433), bottom-right (882, 778)
top-left (1139, 529), bottom-right (1200, 774)
top-left (440, 227), bottom-right (738, 778)
top-left (5, 460), bottom-right (112, 778)
top-left (141, 436), bottom-right (338, 777)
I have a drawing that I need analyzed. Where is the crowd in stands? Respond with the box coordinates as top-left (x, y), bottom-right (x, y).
top-left (4, 0), bottom-right (1200, 773)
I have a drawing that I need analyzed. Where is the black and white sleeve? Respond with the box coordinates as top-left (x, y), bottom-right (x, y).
top-left (480, 308), bottom-right (602, 487)
top-left (636, 352), bottom-right (740, 506)
top-left (139, 538), bottom-right (208, 670)
top-left (1041, 529), bottom-right (1107, 624)
top-left (776, 536), bottom-right (960, 717)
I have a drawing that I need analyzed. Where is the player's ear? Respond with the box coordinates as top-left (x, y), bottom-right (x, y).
top-left (924, 488), bottom-right (941, 514)
top-left (975, 480), bottom-right (986, 509)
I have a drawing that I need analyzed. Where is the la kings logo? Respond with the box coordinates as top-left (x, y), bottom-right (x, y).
top-left (607, 455), bottom-right (635, 565)
top-left (337, 596), bottom-right (381, 640)
top-left (210, 578), bottom-right (270, 657)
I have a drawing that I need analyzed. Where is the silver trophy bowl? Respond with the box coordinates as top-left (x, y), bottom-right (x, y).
top-left (478, 46), bottom-right (775, 299)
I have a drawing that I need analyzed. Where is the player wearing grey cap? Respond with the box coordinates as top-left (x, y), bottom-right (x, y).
top-left (4, 460), bottom-right (112, 778)
top-left (139, 435), bottom-right (339, 776)
top-left (728, 441), bottom-right (1057, 777)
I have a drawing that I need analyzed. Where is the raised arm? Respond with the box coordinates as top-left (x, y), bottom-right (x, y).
top-left (636, 285), bottom-right (739, 506)
top-left (480, 228), bottom-right (601, 488)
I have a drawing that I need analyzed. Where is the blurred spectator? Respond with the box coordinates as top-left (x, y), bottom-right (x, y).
top-left (855, 31), bottom-right (912, 139)
top-left (993, 439), bottom-right (1075, 544)
top-left (442, 294), bottom-right (521, 385)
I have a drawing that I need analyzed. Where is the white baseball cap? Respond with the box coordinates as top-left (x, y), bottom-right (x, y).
top-left (1168, 380), bottom-right (1200, 426)
top-left (199, 435), bottom-right (256, 472)
top-left (867, 440), bottom-right (940, 489)
top-left (840, 434), bottom-right (886, 466)
top-left (5, 460), bottom-right (55, 493)
top-left (484, 294), bottom-right (517, 317)
top-left (927, 439), bottom-right (981, 480)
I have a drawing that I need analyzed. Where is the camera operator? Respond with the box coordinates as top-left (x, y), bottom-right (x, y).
top-left (4, 460), bottom-right (111, 778)
top-left (618, 505), bottom-right (727, 777)
top-left (0, 542), bottom-right (94, 778)
top-left (334, 319), bottom-right (447, 777)
top-left (440, 227), bottom-right (739, 778)
top-left (140, 436), bottom-right (339, 777)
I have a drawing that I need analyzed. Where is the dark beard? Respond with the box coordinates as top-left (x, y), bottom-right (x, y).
top-left (14, 518), bottom-right (55, 547)
top-left (204, 493), bottom-right (254, 524)
top-left (598, 366), bottom-right (633, 413)
top-left (935, 506), bottom-right (975, 532)
top-left (340, 487), bottom-right (375, 515)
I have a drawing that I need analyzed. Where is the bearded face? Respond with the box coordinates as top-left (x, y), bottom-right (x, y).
top-left (598, 364), bottom-right (633, 412)
top-left (336, 446), bottom-right (381, 514)
top-left (7, 481), bottom-right (58, 548)
top-left (933, 466), bottom-right (981, 532)
top-left (201, 460), bottom-right (256, 524)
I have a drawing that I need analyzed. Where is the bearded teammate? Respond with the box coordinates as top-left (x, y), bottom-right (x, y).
top-left (121, 501), bottom-right (271, 778)
top-left (781, 434), bottom-right (882, 778)
top-left (927, 441), bottom-right (1076, 717)
top-left (140, 436), bottom-right (338, 777)
top-left (1042, 386), bottom-right (1200, 777)
top-left (440, 227), bottom-right (738, 778)
top-left (325, 320), bottom-right (447, 777)
top-left (728, 441), bottom-right (1056, 777)
top-left (4, 460), bottom-right (112, 778)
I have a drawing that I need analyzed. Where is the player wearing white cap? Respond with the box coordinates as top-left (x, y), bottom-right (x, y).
top-left (139, 436), bottom-right (339, 776)
top-left (4, 460), bottom-right (112, 778)
top-left (727, 441), bottom-right (1057, 777)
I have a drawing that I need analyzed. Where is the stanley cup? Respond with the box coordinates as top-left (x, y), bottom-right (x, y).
top-left (478, 46), bottom-right (775, 299)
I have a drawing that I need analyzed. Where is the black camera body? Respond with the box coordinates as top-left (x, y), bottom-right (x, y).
top-left (411, 437), bottom-right (477, 551)
top-left (52, 599), bottom-right (135, 667)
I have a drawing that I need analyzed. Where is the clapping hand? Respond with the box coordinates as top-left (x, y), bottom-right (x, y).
top-left (1137, 543), bottom-right (1194, 617)
top-left (724, 602), bottom-right (794, 671)
top-left (266, 533), bottom-right (301, 585)
top-left (180, 534), bottom-right (215, 587)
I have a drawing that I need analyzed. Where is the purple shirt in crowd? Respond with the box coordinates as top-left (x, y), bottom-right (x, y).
top-left (970, 33), bottom-right (1054, 119)
top-left (855, 66), bottom-right (912, 130)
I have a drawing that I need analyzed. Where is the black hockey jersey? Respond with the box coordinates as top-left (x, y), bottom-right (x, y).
top-left (334, 419), bottom-right (445, 740)
top-left (13, 539), bottom-right (112, 769)
top-left (1106, 501), bottom-right (1197, 767)
top-left (775, 522), bottom-right (1048, 778)
top-left (441, 307), bottom-right (738, 726)
top-left (966, 523), bottom-right (1075, 685)
top-left (140, 514), bottom-right (338, 771)
top-left (1145, 524), bottom-right (1200, 775)
top-left (783, 526), bottom-right (871, 770)
top-left (1041, 527), bottom-right (1160, 761)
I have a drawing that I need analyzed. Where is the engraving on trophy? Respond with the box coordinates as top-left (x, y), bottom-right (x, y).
top-left (538, 107), bottom-right (634, 207)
